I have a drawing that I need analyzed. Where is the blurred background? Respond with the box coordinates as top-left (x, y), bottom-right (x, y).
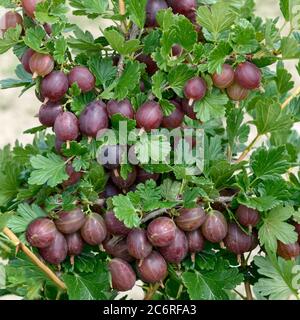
top-left (0, 0), bottom-right (299, 148)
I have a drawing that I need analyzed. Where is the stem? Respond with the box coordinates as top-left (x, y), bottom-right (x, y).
top-left (141, 208), bottom-right (169, 223)
top-left (244, 281), bottom-right (253, 300)
top-left (241, 254), bottom-right (253, 300)
top-left (118, 0), bottom-right (126, 16)
top-left (237, 134), bottom-right (261, 163)
top-left (233, 288), bottom-right (246, 300)
top-left (281, 85), bottom-right (300, 109)
top-left (144, 283), bottom-right (160, 300)
top-left (117, 0), bottom-right (126, 76)
top-left (2, 227), bottom-right (66, 291)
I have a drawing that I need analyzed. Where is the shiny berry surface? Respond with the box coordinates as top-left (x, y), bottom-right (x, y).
top-left (38, 101), bottom-right (63, 127)
top-left (26, 218), bottom-right (57, 248)
top-left (41, 71), bottom-right (69, 102)
top-left (68, 66), bottom-right (95, 93)
top-left (104, 211), bottom-right (131, 236)
top-left (39, 231), bottom-right (68, 265)
top-left (147, 217), bottom-right (176, 247)
top-left (175, 207), bottom-right (206, 232)
top-left (79, 100), bottom-right (108, 138)
top-left (54, 111), bottom-right (79, 142)
top-left (137, 251), bottom-right (168, 283)
top-left (235, 61), bottom-right (261, 89)
top-left (201, 210), bottom-right (228, 243)
top-left (55, 208), bottom-right (85, 234)
top-left (159, 228), bottom-right (188, 263)
top-left (212, 64), bottom-right (235, 89)
top-left (127, 228), bottom-right (152, 260)
top-left (80, 213), bottom-right (107, 245)
top-left (109, 258), bottom-right (136, 291)
top-left (136, 101), bottom-right (163, 131)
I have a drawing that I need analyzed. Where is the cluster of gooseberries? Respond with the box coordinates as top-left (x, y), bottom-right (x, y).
top-left (2, 0), bottom-right (298, 294)
top-left (25, 201), bottom-right (300, 292)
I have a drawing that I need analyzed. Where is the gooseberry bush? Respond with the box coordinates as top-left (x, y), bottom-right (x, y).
top-left (0, 0), bottom-right (300, 301)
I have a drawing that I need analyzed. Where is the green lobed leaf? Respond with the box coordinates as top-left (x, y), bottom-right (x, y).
top-left (88, 57), bottom-right (117, 88)
top-left (182, 259), bottom-right (243, 300)
top-left (194, 89), bottom-right (229, 122)
top-left (112, 194), bottom-right (140, 228)
top-left (23, 26), bottom-right (47, 53)
top-left (126, 0), bottom-right (147, 29)
top-left (63, 261), bottom-right (112, 300)
top-left (196, 2), bottom-right (237, 41)
top-left (28, 153), bottom-right (69, 187)
top-left (258, 205), bottom-right (298, 252)
top-left (7, 203), bottom-right (47, 235)
top-left (114, 61), bottom-right (142, 100)
top-left (254, 255), bottom-right (299, 300)
top-left (250, 146), bottom-right (290, 180)
top-left (103, 29), bottom-right (140, 56)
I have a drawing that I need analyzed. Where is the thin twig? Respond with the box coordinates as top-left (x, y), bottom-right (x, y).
top-left (141, 208), bottom-right (168, 223)
top-left (141, 196), bottom-right (235, 223)
top-left (236, 134), bottom-right (261, 163)
top-left (3, 227), bottom-right (66, 291)
top-left (281, 85), bottom-right (300, 109)
top-left (144, 283), bottom-right (160, 300)
top-left (241, 254), bottom-right (253, 300)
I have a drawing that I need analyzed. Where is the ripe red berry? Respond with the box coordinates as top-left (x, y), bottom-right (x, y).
top-left (65, 232), bottom-right (84, 256)
top-left (137, 251), bottom-right (168, 283)
top-left (107, 99), bottom-right (134, 119)
top-left (236, 205), bottom-right (260, 229)
top-left (104, 211), bottom-right (131, 236)
top-left (147, 217), bottom-right (176, 247)
top-left (167, 0), bottom-right (197, 21)
top-left (136, 54), bottom-right (158, 75)
top-left (21, 48), bottom-right (35, 74)
top-left (62, 163), bottom-right (82, 187)
top-left (161, 100), bottom-right (184, 129)
top-left (68, 66), bottom-right (95, 93)
top-left (175, 207), bottom-right (206, 232)
top-left (224, 223), bottom-right (252, 255)
top-left (54, 111), bottom-right (79, 142)
top-left (38, 101), bottom-right (63, 127)
top-left (39, 231), bottom-right (68, 265)
top-left (111, 167), bottom-right (137, 190)
top-left (187, 229), bottom-right (205, 254)
top-left (79, 100), bottom-right (108, 138)
top-left (184, 77), bottom-right (207, 106)
top-left (80, 213), bottom-right (107, 245)
top-left (212, 64), bottom-right (235, 89)
top-left (109, 258), bottom-right (136, 291)
top-left (29, 53), bottom-right (54, 78)
top-left (182, 98), bottom-right (197, 120)
top-left (159, 228), bottom-right (188, 263)
top-left (0, 11), bottom-right (23, 34)
top-left (235, 62), bottom-right (261, 90)
top-left (41, 71), bottom-right (69, 102)
top-left (55, 208), bottom-right (86, 234)
top-left (277, 241), bottom-right (300, 260)
top-left (201, 210), bottom-right (228, 243)
top-left (21, 0), bottom-right (43, 18)
top-left (26, 218), bottom-right (57, 248)
top-left (226, 82), bottom-right (249, 101)
top-left (103, 236), bottom-right (134, 262)
top-left (127, 228), bottom-right (152, 260)
top-left (145, 0), bottom-right (168, 28)
top-left (136, 101), bottom-right (163, 131)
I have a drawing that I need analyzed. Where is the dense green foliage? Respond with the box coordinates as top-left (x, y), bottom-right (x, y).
top-left (0, 0), bottom-right (300, 300)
